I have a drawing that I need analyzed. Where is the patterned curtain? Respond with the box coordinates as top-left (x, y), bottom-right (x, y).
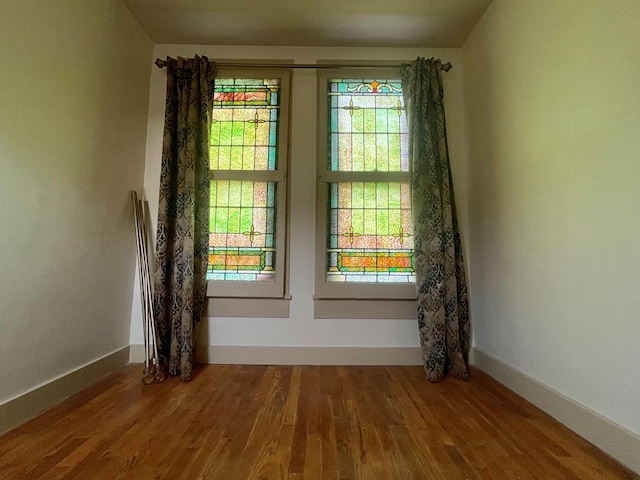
top-left (154, 56), bottom-right (215, 381)
top-left (401, 58), bottom-right (471, 382)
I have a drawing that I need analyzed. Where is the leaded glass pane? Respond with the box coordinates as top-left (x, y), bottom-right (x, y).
top-left (210, 78), bottom-right (280, 171)
top-left (208, 180), bottom-right (277, 281)
top-left (327, 182), bottom-right (415, 283)
top-left (328, 79), bottom-right (408, 172)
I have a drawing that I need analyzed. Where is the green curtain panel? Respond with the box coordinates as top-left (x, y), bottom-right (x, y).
top-left (401, 58), bottom-right (471, 382)
top-left (154, 56), bottom-right (215, 381)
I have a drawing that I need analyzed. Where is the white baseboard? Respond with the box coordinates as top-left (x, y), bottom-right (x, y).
top-left (129, 344), bottom-right (423, 366)
top-left (0, 346), bottom-right (130, 435)
top-left (471, 347), bottom-right (640, 475)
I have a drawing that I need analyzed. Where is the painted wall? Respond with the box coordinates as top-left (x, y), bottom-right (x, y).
top-left (463, 0), bottom-right (640, 434)
top-left (130, 45), bottom-right (468, 351)
top-left (0, 1), bottom-right (153, 404)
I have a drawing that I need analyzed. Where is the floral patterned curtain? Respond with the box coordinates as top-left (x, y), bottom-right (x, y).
top-left (401, 58), bottom-right (471, 382)
top-left (153, 56), bottom-right (215, 381)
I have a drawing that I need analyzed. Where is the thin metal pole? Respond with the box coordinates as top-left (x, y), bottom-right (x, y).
top-left (154, 58), bottom-right (453, 71)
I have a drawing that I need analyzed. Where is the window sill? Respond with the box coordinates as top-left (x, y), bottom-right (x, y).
top-left (313, 297), bottom-right (416, 319)
top-left (206, 295), bottom-right (291, 318)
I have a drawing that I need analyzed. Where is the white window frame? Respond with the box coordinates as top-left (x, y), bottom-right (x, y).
top-left (314, 69), bottom-right (417, 312)
top-left (206, 68), bottom-right (290, 302)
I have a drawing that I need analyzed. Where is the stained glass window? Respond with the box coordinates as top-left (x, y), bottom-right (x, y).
top-left (208, 78), bottom-right (280, 281)
top-left (208, 181), bottom-right (276, 281)
top-left (211, 78), bottom-right (279, 171)
top-left (326, 79), bottom-right (415, 283)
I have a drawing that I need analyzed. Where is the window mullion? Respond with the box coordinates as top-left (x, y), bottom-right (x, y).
top-left (319, 171), bottom-right (408, 183)
top-left (211, 170), bottom-right (284, 182)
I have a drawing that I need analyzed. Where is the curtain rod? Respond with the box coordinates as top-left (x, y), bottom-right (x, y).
top-left (154, 59), bottom-right (453, 71)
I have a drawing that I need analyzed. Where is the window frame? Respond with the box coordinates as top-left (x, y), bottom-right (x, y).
top-left (206, 68), bottom-right (291, 300)
top-left (314, 68), bottom-right (417, 302)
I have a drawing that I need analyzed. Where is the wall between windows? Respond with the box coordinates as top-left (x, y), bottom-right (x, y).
top-left (130, 45), bottom-right (468, 354)
top-left (0, 0), bottom-right (152, 405)
top-left (463, 0), bottom-right (640, 435)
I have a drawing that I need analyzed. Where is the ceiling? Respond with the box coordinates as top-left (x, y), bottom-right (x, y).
top-left (123, 0), bottom-right (492, 48)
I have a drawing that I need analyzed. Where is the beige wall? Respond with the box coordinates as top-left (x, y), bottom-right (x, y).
top-left (463, 0), bottom-right (640, 434)
top-left (0, 1), bottom-right (153, 404)
top-left (131, 45), bottom-right (468, 352)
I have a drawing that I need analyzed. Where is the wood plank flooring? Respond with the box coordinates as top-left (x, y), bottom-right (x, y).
top-left (0, 365), bottom-right (636, 479)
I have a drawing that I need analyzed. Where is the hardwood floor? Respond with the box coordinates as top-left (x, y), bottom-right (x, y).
top-left (0, 365), bottom-right (636, 479)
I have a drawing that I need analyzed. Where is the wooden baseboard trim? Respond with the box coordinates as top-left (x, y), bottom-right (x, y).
top-left (130, 344), bottom-right (423, 366)
top-left (471, 347), bottom-right (640, 474)
top-left (0, 346), bottom-right (130, 434)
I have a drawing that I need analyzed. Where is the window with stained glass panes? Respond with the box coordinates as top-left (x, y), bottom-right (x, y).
top-left (326, 78), bottom-right (415, 284)
top-left (208, 78), bottom-right (280, 282)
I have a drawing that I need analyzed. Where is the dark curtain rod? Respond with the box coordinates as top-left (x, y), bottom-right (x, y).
top-left (154, 59), bottom-right (453, 71)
